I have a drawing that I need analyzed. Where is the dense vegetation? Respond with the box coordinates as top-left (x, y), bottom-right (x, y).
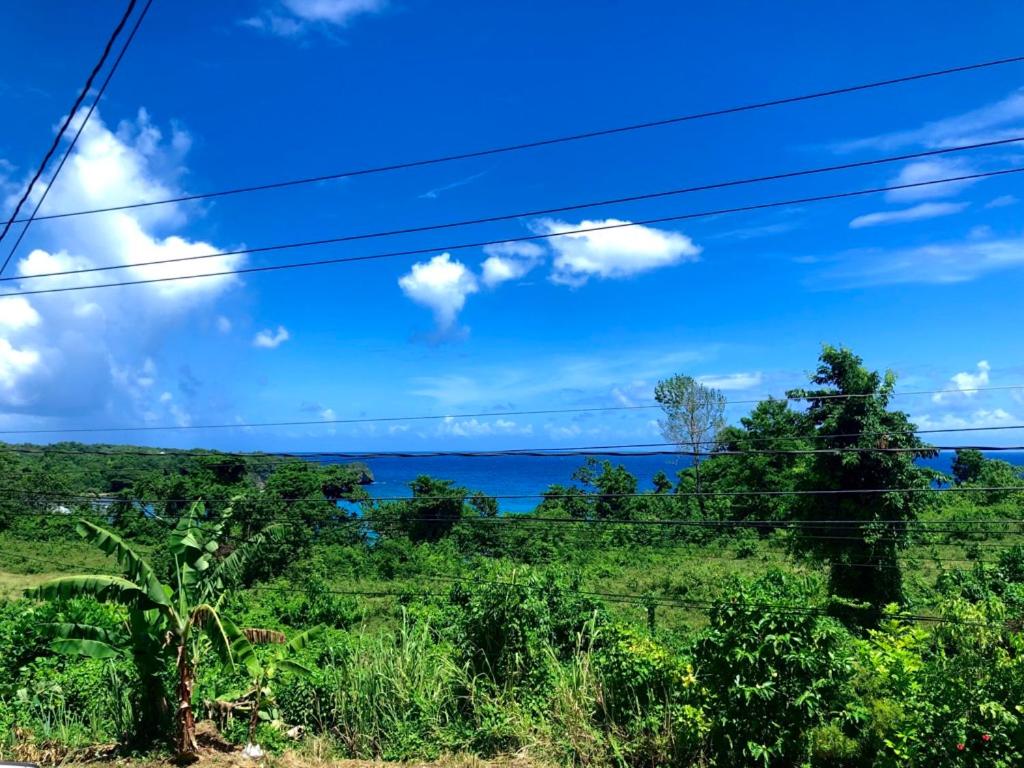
top-left (1, 346), bottom-right (1023, 766)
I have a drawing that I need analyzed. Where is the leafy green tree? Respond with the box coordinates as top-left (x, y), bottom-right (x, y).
top-left (698, 398), bottom-right (813, 522)
top-left (31, 504), bottom-right (276, 760)
top-left (572, 458), bottom-right (639, 520)
top-left (788, 346), bottom-right (936, 622)
top-left (952, 448), bottom-right (986, 485)
top-left (654, 375), bottom-right (727, 515)
top-left (400, 475), bottom-right (468, 542)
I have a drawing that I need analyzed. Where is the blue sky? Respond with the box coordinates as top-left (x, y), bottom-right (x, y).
top-left (0, 0), bottom-right (1023, 450)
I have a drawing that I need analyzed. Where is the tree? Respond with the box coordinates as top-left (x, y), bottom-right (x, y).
top-left (698, 398), bottom-right (813, 522)
top-left (31, 503), bottom-right (277, 760)
top-left (654, 375), bottom-right (727, 514)
top-left (952, 449), bottom-right (985, 485)
top-left (788, 346), bottom-right (936, 624)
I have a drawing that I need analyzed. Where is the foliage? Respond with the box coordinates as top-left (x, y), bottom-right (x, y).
top-left (788, 345), bottom-right (937, 620)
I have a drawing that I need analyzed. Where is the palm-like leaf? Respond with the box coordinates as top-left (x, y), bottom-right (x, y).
top-left (206, 524), bottom-right (285, 598)
top-left (29, 575), bottom-right (165, 610)
top-left (50, 637), bottom-right (121, 659)
top-left (222, 616), bottom-right (262, 679)
top-left (191, 603), bottom-right (235, 669)
top-left (274, 658), bottom-right (314, 677)
top-left (47, 622), bottom-right (121, 645)
top-left (282, 625), bottom-right (323, 656)
top-left (76, 521), bottom-right (170, 607)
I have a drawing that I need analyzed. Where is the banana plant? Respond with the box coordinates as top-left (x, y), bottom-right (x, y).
top-left (30, 502), bottom-right (278, 761)
top-left (225, 623), bottom-right (324, 746)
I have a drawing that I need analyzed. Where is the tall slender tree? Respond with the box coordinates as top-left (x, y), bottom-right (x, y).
top-left (655, 374), bottom-right (727, 515)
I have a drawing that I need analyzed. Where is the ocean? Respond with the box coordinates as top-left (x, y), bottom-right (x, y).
top-left (337, 451), bottom-right (1024, 514)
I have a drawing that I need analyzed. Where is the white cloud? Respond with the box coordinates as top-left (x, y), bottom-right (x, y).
top-left (480, 241), bottom-right (545, 287)
top-left (698, 372), bottom-right (763, 390)
top-left (0, 297), bottom-right (41, 329)
top-left (849, 201), bottom-right (968, 229)
top-left (0, 339), bottom-right (41, 396)
top-left (282, 0), bottom-right (384, 23)
top-left (807, 233), bottom-right (1024, 288)
top-left (320, 407), bottom-right (336, 421)
top-left (885, 158), bottom-right (977, 202)
top-left (835, 87), bottom-right (1024, 153)
top-left (932, 360), bottom-right (991, 403)
top-left (438, 415), bottom-right (531, 437)
top-left (913, 407), bottom-right (1017, 432)
top-left (545, 423), bottom-right (582, 440)
top-left (986, 194), bottom-right (1019, 208)
top-left (253, 326), bottom-right (290, 349)
top-left (0, 109), bottom-right (243, 419)
top-left (216, 315), bottom-right (232, 333)
top-left (244, 0), bottom-right (384, 36)
top-left (398, 252), bottom-right (478, 331)
top-left (536, 218), bottom-right (701, 286)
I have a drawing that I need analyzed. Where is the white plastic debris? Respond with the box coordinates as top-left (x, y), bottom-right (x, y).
top-left (243, 743), bottom-right (265, 759)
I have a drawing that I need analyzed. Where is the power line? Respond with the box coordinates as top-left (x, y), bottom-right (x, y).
top-left (7, 546), bottom-right (1009, 628)
top-left (8, 136), bottom-right (1022, 285)
top-left (0, 395), bottom-right (1020, 439)
top-left (7, 54), bottom-right (1024, 225)
top-left (3, 484), bottom-right (1023, 508)
top-left (7, 165), bottom-right (1022, 298)
top-left (0, 0), bottom-right (153, 276)
top-left (0, 437), bottom-right (1022, 461)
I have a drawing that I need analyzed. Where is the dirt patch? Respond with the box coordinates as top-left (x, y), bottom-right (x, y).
top-left (50, 723), bottom-right (548, 768)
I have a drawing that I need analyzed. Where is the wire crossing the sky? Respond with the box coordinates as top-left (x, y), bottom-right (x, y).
top-left (5, 165), bottom-right (1023, 298)
top-left (6, 135), bottom-right (1021, 285)
top-left (0, 0), bottom-right (140, 256)
top-left (6, 54), bottom-right (1024, 225)
top-left (0, 0), bottom-right (154, 277)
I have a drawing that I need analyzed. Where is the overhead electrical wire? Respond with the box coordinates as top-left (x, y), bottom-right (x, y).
top-left (6, 165), bottom-right (1022, 298)
top-left (6, 135), bottom-right (1022, 286)
top-left (0, 440), bottom-right (1022, 462)
top-left (6, 54), bottom-right (1024, 225)
top-left (0, 0), bottom-right (154, 276)
top-left (6, 548), bottom-right (1013, 628)
top-left (0, 0), bottom-right (140, 253)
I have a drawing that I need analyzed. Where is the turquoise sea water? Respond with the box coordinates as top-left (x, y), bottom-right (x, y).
top-left (329, 451), bottom-right (1024, 514)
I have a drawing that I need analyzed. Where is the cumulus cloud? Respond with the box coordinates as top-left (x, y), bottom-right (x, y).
top-left (0, 108), bottom-right (243, 421)
top-left (437, 415), bottom-right (531, 437)
top-left (698, 372), bottom-right (763, 390)
top-left (243, 0), bottom-right (385, 36)
top-left (253, 326), bottom-right (290, 349)
top-left (398, 253), bottom-right (478, 331)
top-left (480, 241), bottom-right (545, 287)
top-left (932, 361), bottom-right (991, 403)
top-left (216, 315), bottom-right (232, 333)
top-left (849, 201), bottom-right (968, 229)
top-left (536, 218), bottom-right (701, 286)
top-left (0, 297), bottom-right (41, 329)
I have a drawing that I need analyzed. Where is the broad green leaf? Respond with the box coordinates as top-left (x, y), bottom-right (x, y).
top-left (29, 575), bottom-right (163, 610)
top-left (50, 638), bottom-right (120, 659)
top-left (76, 521), bottom-right (170, 607)
top-left (192, 603), bottom-right (234, 669)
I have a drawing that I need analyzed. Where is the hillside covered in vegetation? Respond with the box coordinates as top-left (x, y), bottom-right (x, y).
top-left (2, 348), bottom-right (1023, 767)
